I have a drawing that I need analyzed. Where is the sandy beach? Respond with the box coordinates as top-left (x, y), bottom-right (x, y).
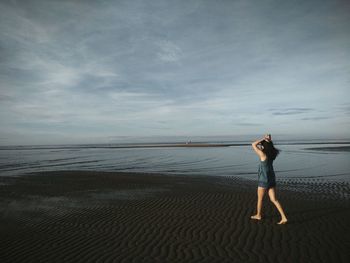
top-left (0, 171), bottom-right (349, 263)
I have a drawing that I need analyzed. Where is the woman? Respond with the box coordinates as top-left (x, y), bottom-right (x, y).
top-left (251, 134), bottom-right (288, 225)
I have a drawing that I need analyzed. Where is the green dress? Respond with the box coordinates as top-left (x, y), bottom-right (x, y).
top-left (258, 158), bottom-right (276, 188)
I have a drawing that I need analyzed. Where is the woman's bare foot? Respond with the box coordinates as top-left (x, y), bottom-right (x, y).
top-left (277, 218), bottom-right (288, 225)
top-left (250, 215), bottom-right (262, 220)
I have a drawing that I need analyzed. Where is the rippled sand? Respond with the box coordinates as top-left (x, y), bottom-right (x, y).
top-left (0, 171), bottom-right (349, 262)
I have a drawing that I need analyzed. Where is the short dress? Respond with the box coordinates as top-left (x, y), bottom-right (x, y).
top-left (258, 158), bottom-right (276, 188)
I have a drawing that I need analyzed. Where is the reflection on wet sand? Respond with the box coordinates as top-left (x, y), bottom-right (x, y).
top-left (304, 146), bottom-right (350, 152)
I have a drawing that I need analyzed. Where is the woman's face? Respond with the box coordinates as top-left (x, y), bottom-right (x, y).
top-left (258, 144), bottom-right (264, 150)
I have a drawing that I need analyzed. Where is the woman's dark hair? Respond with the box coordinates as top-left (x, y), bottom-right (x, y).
top-left (260, 140), bottom-right (280, 160)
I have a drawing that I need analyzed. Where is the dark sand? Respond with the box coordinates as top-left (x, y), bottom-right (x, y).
top-left (0, 171), bottom-right (349, 263)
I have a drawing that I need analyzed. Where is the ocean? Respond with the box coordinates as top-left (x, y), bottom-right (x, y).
top-left (1, 139), bottom-right (349, 183)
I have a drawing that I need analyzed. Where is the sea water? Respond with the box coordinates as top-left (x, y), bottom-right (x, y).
top-left (0, 141), bottom-right (349, 182)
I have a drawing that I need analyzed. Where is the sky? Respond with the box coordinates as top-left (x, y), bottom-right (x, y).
top-left (0, 0), bottom-right (349, 145)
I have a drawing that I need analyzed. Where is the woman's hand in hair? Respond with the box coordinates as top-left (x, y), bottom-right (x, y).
top-left (264, 134), bottom-right (271, 142)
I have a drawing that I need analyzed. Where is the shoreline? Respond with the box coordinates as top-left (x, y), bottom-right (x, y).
top-left (0, 171), bottom-right (349, 262)
top-left (303, 145), bottom-right (350, 152)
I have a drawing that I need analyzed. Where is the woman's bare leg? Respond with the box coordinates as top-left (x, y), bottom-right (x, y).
top-left (251, 187), bottom-right (266, 220)
top-left (268, 187), bottom-right (288, 224)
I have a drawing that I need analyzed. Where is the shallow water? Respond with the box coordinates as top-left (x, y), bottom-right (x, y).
top-left (0, 142), bottom-right (349, 182)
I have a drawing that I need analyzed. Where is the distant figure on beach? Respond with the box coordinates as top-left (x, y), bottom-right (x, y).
top-left (251, 134), bottom-right (288, 225)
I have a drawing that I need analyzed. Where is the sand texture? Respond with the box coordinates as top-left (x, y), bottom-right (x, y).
top-left (0, 171), bottom-right (349, 263)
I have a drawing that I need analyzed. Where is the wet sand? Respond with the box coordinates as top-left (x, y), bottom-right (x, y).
top-left (304, 145), bottom-right (350, 152)
top-left (0, 171), bottom-right (349, 263)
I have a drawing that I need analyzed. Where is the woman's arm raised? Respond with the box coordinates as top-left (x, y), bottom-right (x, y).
top-left (252, 138), bottom-right (266, 159)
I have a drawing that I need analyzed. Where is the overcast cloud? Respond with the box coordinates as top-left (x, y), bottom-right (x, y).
top-left (0, 0), bottom-right (349, 145)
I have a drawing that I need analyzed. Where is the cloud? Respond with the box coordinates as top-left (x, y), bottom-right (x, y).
top-left (300, 117), bottom-right (330, 121)
top-left (269, 108), bottom-right (314, 116)
top-left (156, 40), bottom-right (182, 62)
top-left (334, 103), bottom-right (350, 115)
top-left (0, 0), bottom-right (350, 144)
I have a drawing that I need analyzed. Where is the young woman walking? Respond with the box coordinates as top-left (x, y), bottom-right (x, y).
top-left (251, 134), bottom-right (288, 225)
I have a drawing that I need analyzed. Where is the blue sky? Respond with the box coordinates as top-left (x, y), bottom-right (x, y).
top-left (0, 0), bottom-right (349, 145)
